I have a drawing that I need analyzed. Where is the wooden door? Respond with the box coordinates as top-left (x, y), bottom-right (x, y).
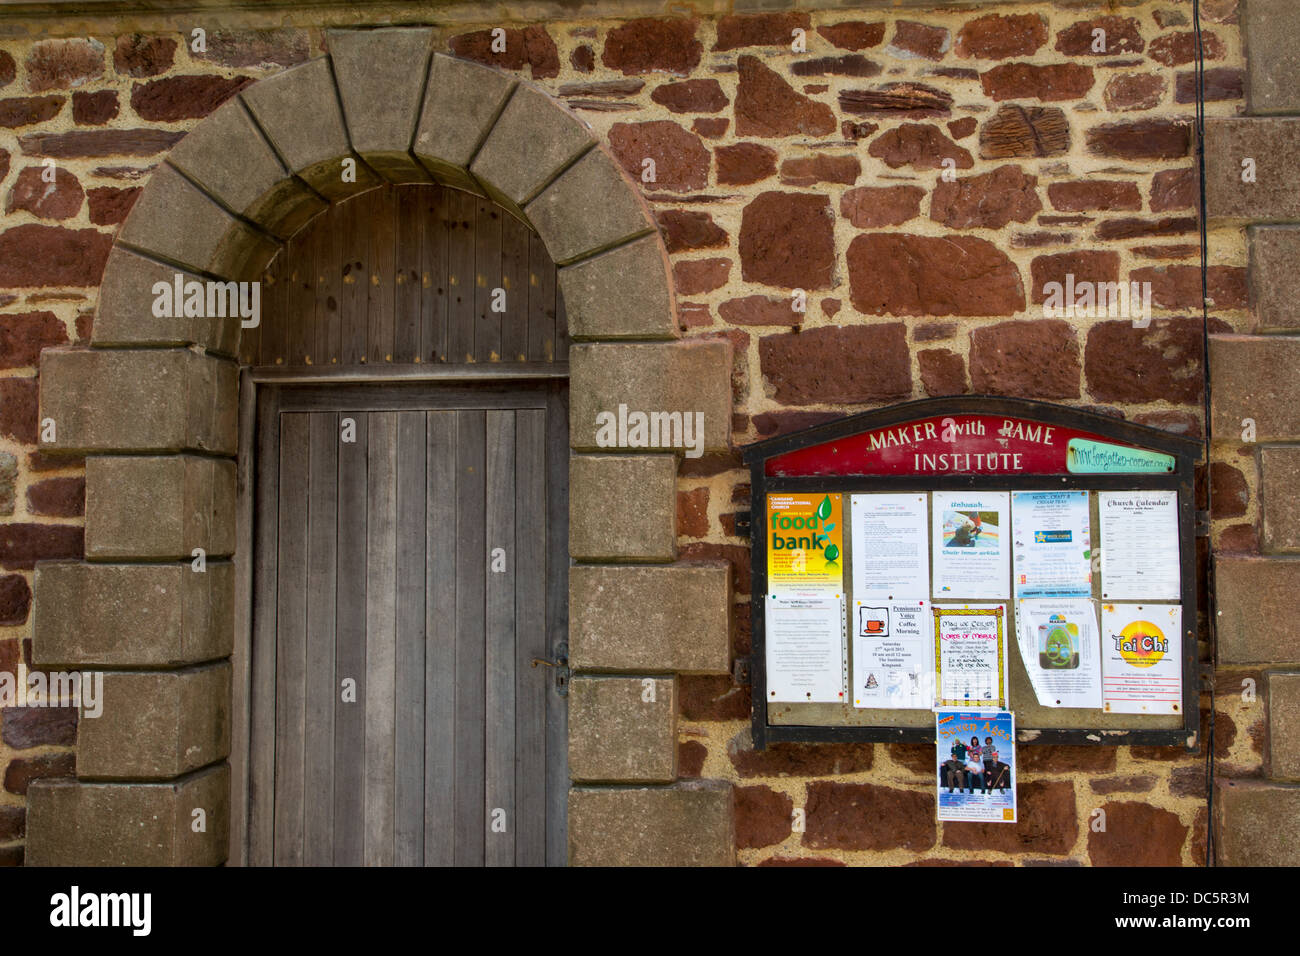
top-left (248, 382), bottom-right (568, 866)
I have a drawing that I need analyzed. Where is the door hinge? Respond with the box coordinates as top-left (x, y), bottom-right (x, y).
top-left (1195, 510), bottom-right (1211, 537)
top-left (732, 512), bottom-right (751, 536)
top-left (532, 644), bottom-right (570, 696)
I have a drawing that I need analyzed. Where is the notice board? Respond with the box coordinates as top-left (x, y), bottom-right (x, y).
top-left (742, 397), bottom-right (1202, 750)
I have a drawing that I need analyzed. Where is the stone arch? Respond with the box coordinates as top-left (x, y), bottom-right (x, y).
top-left (26, 27), bottom-right (737, 867)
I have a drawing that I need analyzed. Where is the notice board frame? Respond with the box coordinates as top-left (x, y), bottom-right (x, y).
top-left (743, 396), bottom-right (1203, 751)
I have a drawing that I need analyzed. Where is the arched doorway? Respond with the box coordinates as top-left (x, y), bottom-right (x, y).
top-left (240, 184), bottom-right (568, 866)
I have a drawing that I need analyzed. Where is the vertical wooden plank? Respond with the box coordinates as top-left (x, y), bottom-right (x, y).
top-left (303, 411), bottom-right (338, 866)
top-left (364, 410), bottom-right (398, 866)
top-left (394, 187), bottom-right (422, 364)
top-left (453, 409), bottom-right (487, 866)
top-left (474, 198), bottom-right (504, 363)
top-left (341, 193), bottom-right (368, 366)
top-left (513, 408), bottom-right (547, 866)
top-left (259, 246), bottom-right (289, 367)
top-left (240, 255), bottom-right (270, 365)
top-left (228, 370), bottom-right (256, 865)
top-left (421, 186), bottom-right (449, 363)
top-left (544, 385), bottom-right (570, 866)
top-left (307, 219), bottom-right (328, 367)
top-left (333, 410), bottom-right (368, 865)
top-left (248, 387), bottom-right (281, 866)
top-left (393, 410), bottom-right (427, 865)
top-left (527, 231), bottom-right (557, 363)
top-left (273, 412), bottom-right (309, 866)
top-left (447, 190), bottom-right (476, 364)
top-left (287, 227), bottom-right (315, 367)
top-left (500, 214), bottom-right (531, 363)
top-left (324, 199), bottom-right (345, 367)
top-left (555, 279), bottom-right (569, 362)
top-left (368, 186), bottom-right (397, 364)
top-left (424, 411), bottom-right (457, 865)
top-left (484, 410), bottom-right (516, 866)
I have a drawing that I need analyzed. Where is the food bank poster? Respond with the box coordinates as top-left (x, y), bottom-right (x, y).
top-left (766, 493), bottom-right (843, 595)
top-left (936, 710), bottom-right (1017, 823)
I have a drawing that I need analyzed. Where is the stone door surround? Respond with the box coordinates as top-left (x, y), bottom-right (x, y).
top-left (26, 26), bottom-right (735, 866)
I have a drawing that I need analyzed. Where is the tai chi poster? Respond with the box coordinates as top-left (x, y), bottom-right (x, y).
top-left (766, 493), bottom-right (843, 595)
top-left (1011, 490), bottom-right (1092, 599)
top-left (765, 593), bottom-right (845, 703)
top-left (1101, 603), bottom-right (1182, 714)
top-left (850, 493), bottom-right (929, 600)
top-left (1098, 491), bottom-right (1180, 601)
top-left (933, 604), bottom-right (1008, 709)
top-left (852, 599), bottom-right (932, 709)
top-left (1016, 598), bottom-right (1103, 708)
top-left (932, 492), bottom-right (1009, 600)
top-left (936, 710), bottom-right (1017, 823)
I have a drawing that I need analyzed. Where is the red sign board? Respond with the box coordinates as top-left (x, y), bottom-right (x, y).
top-left (765, 414), bottom-right (1173, 477)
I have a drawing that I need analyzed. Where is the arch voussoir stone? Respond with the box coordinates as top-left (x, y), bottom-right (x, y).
top-left (241, 56), bottom-right (382, 200)
top-left (92, 246), bottom-right (239, 355)
top-left (559, 236), bottom-right (677, 340)
top-left (470, 83), bottom-right (595, 214)
top-left (117, 164), bottom-right (278, 280)
top-left (327, 26), bottom-right (435, 184)
top-left (526, 148), bottom-right (653, 266)
top-left (414, 53), bottom-right (517, 196)
top-left (167, 98), bottom-right (326, 241)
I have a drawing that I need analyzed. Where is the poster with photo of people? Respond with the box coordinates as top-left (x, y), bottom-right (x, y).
top-left (936, 710), bottom-right (1017, 823)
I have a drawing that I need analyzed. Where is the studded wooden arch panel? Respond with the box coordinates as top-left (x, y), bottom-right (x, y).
top-left (25, 27), bottom-right (737, 867)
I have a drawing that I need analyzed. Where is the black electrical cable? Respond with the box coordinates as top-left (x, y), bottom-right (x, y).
top-left (1192, 0), bottom-right (1216, 868)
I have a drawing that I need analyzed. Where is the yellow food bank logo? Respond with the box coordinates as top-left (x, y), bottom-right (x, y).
top-left (1113, 620), bottom-right (1169, 667)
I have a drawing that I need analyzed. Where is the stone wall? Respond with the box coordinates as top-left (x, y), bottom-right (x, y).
top-left (0, 0), bottom-right (1253, 865)
top-left (1203, 0), bottom-right (1300, 867)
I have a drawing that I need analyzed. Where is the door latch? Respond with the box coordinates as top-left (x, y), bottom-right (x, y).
top-left (531, 644), bottom-right (570, 696)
